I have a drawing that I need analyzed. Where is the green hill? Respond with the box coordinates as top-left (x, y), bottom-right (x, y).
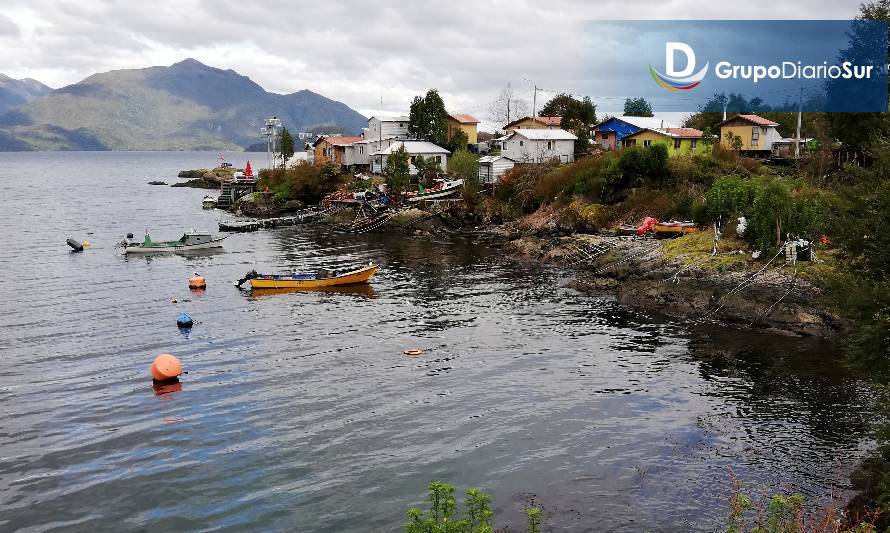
top-left (0, 75), bottom-right (51, 114)
top-left (0, 59), bottom-right (367, 151)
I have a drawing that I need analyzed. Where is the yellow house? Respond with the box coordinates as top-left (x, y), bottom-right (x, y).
top-left (717, 114), bottom-right (782, 154)
top-left (447, 113), bottom-right (480, 145)
top-left (622, 127), bottom-right (705, 156)
top-left (504, 116), bottom-right (562, 133)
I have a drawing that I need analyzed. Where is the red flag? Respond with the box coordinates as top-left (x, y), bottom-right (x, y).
top-left (245, 161), bottom-right (253, 178)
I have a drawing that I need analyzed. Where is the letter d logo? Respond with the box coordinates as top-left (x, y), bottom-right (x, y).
top-left (666, 42), bottom-right (696, 77)
top-left (650, 42), bottom-right (709, 92)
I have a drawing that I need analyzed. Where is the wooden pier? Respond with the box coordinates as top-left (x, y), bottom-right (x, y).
top-left (218, 206), bottom-right (342, 233)
top-left (216, 178), bottom-right (257, 209)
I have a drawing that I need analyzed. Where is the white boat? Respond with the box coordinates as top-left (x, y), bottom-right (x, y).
top-left (122, 230), bottom-right (228, 254)
top-left (408, 178), bottom-right (464, 202)
top-left (202, 195), bottom-right (217, 209)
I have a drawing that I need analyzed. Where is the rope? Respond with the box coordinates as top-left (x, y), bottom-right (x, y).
top-left (749, 264), bottom-right (799, 327)
top-left (698, 241), bottom-right (788, 322)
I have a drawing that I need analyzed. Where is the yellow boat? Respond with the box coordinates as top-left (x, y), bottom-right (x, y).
top-left (653, 221), bottom-right (700, 236)
top-left (236, 263), bottom-right (378, 290)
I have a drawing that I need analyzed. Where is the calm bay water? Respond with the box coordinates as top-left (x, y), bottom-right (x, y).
top-left (0, 151), bottom-right (876, 532)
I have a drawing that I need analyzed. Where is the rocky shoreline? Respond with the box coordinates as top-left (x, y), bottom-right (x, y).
top-left (174, 173), bottom-right (839, 339)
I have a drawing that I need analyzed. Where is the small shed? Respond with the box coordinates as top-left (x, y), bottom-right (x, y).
top-left (478, 155), bottom-right (517, 184)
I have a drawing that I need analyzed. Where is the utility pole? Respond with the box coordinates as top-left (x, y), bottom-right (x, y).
top-left (794, 86), bottom-right (803, 159)
top-left (532, 85), bottom-right (539, 118)
top-left (722, 102), bottom-right (727, 121)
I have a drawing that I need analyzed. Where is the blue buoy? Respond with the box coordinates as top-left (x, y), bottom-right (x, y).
top-left (176, 312), bottom-right (193, 329)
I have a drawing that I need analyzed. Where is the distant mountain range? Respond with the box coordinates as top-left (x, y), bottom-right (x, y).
top-left (0, 59), bottom-right (367, 151)
top-left (0, 75), bottom-right (52, 114)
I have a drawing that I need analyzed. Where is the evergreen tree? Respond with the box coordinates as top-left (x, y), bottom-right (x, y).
top-left (623, 97), bottom-right (654, 117)
top-left (277, 127), bottom-right (295, 167)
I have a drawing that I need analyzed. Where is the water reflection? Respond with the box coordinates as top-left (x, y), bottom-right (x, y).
top-left (0, 152), bottom-right (877, 533)
top-left (247, 284), bottom-right (377, 299)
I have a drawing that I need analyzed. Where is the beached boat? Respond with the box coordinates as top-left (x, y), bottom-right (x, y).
top-left (122, 230), bottom-right (228, 254)
top-left (202, 195), bottom-right (217, 209)
top-left (236, 263), bottom-right (378, 290)
top-left (408, 179), bottom-right (463, 202)
top-left (653, 221), bottom-right (700, 236)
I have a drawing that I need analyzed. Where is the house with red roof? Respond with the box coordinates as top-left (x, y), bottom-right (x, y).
top-left (447, 113), bottom-right (480, 145)
top-left (621, 127), bottom-right (706, 156)
top-left (504, 116), bottom-right (562, 134)
top-left (716, 114), bottom-right (782, 155)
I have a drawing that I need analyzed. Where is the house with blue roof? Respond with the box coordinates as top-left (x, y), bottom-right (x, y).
top-left (592, 116), bottom-right (679, 151)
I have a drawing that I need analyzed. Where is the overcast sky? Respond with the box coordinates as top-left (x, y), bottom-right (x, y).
top-left (0, 0), bottom-right (864, 124)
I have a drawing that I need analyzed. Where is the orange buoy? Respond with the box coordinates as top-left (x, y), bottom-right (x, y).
top-left (404, 349), bottom-right (423, 356)
top-left (188, 272), bottom-right (206, 289)
top-left (151, 353), bottom-right (182, 381)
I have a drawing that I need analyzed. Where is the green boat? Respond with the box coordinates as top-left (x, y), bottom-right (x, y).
top-left (122, 230), bottom-right (228, 254)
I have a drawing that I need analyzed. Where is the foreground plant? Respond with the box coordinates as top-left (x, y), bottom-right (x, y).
top-left (405, 481), bottom-right (541, 533)
top-left (726, 475), bottom-right (877, 533)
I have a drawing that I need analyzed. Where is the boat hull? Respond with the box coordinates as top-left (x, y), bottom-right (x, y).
top-left (249, 265), bottom-right (378, 289)
top-left (408, 187), bottom-right (461, 202)
top-left (124, 237), bottom-right (227, 254)
top-left (653, 223), bottom-right (700, 236)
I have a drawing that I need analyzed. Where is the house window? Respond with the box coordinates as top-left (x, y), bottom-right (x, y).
top-left (601, 133), bottom-right (609, 140)
top-left (625, 139), bottom-right (636, 147)
top-left (674, 139), bottom-right (682, 150)
top-left (399, 123), bottom-right (404, 128)
top-left (751, 128), bottom-right (759, 147)
top-left (643, 140), bottom-right (652, 147)
top-left (436, 156), bottom-right (442, 163)
top-left (547, 140), bottom-right (554, 150)
top-left (691, 139), bottom-right (698, 149)
top-left (519, 140), bottom-right (524, 147)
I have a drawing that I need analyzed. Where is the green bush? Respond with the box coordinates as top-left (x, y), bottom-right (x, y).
top-left (706, 176), bottom-right (758, 222)
top-left (257, 161), bottom-right (345, 204)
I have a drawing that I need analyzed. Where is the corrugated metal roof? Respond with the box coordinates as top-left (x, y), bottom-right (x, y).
top-left (507, 128), bottom-right (577, 141)
top-left (504, 116), bottom-right (563, 128)
top-left (596, 116), bottom-right (679, 130)
top-left (377, 140), bottom-right (450, 155)
top-left (665, 127), bottom-right (703, 138)
top-left (317, 136), bottom-right (364, 146)
top-left (717, 114), bottom-right (780, 127)
top-left (449, 113), bottom-right (480, 124)
top-left (478, 155), bottom-right (517, 163)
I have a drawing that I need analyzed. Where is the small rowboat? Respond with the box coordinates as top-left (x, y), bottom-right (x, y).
top-left (122, 230), bottom-right (228, 254)
top-left (408, 179), bottom-right (463, 202)
top-left (653, 221), bottom-right (700, 237)
top-left (236, 263), bottom-right (378, 290)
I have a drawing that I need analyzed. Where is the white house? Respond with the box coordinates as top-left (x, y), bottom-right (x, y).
top-left (478, 155), bottom-right (516, 185)
top-left (374, 140), bottom-right (450, 175)
top-left (365, 116), bottom-right (410, 142)
top-left (501, 128), bottom-right (577, 164)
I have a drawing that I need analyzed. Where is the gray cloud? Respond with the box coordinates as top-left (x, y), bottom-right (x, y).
top-left (0, 0), bottom-right (862, 122)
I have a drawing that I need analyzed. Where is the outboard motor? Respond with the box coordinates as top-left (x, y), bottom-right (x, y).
top-left (235, 270), bottom-right (259, 288)
top-left (67, 238), bottom-right (84, 252)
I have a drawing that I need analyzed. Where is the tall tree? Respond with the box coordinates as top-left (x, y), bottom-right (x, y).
top-left (488, 84), bottom-right (529, 130)
top-left (541, 93), bottom-right (597, 153)
top-left (408, 96), bottom-right (427, 139)
top-left (277, 127), bottom-right (295, 168)
top-left (424, 89), bottom-right (449, 147)
top-left (407, 89), bottom-right (450, 146)
top-left (623, 97), bottom-right (654, 117)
